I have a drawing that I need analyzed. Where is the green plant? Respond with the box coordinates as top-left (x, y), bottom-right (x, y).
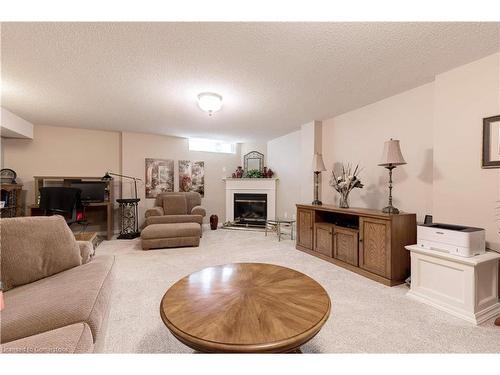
top-left (245, 169), bottom-right (263, 178)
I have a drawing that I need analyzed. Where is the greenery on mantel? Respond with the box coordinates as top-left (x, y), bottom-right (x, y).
top-left (244, 169), bottom-right (264, 178)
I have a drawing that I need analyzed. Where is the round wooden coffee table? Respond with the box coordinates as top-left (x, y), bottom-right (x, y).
top-left (160, 263), bottom-right (331, 353)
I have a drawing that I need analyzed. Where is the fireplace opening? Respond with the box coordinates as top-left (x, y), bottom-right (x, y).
top-left (233, 193), bottom-right (267, 227)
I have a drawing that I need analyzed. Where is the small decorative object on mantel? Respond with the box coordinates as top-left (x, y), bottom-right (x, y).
top-left (266, 168), bottom-right (274, 178)
top-left (378, 138), bottom-right (407, 214)
top-left (236, 166), bottom-right (244, 178)
top-left (329, 163), bottom-right (364, 208)
top-left (482, 115), bottom-right (500, 168)
top-left (210, 214), bottom-right (218, 230)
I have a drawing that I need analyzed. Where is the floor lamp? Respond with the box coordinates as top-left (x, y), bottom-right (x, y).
top-left (312, 153), bottom-right (326, 205)
top-left (378, 139), bottom-right (406, 214)
top-left (102, 171), bottom-right (142, 239)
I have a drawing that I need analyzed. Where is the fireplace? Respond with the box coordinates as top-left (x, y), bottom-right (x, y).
top-left (233, 193), bottom-right (267, 227)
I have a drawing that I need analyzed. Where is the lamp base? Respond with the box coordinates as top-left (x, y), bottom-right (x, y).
top-left (312, 200), bottom-right (323, 206)
top-left (382, 205), bottom-right (400, 214)
top-left (117, 232), bottom-right (141, 240)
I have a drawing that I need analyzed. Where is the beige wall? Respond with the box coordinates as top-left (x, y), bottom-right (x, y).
top-left (433, 53), bottom-right (500, 249)
top-left (267, 130), bottom-right (301, 218)
top-left (321, 83), bottom-right (435, 222)
top-left (1, 125), bottom-right (121, 206)
top-left (121, 132), bottom-right (241, 226)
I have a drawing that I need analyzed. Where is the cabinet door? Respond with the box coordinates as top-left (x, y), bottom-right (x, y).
top-left (314, 223), bottom-right (334, 257)
top-left (359, 217), bottom-right (391, 277)
top-left (297, 208), bottom-right (313, 250)
top-left (333, 227), bottom-right (359, 266)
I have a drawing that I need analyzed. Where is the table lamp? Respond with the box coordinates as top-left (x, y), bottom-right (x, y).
top-left (312, 153), bottom-right (326, 205)
top-left (378, 139), bottom-right (406, 214)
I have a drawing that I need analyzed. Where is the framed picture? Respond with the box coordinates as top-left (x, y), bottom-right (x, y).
top-left (482, 115), bottom-right (500, 168)
top-left (145, 158), bottom-right (174, 198)
top-left (179, 160), bottom-right (205, 197)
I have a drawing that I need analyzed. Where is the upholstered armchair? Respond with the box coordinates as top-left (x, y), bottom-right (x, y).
top-left (144, 192), bottom-right (206, 229)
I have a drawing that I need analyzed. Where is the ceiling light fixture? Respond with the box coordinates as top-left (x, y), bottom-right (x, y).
top-left (197, 92), bottom-right (223, 116)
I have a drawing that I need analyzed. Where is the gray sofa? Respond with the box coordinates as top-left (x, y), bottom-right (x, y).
top-left (0, 216), bottom-right (114, 353)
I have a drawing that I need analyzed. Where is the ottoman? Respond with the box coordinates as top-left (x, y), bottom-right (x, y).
top-left (141, 223), bottom-right (201, 250)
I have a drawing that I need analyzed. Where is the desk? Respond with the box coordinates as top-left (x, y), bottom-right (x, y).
top-left (29, 176), bottom-right (114, 240)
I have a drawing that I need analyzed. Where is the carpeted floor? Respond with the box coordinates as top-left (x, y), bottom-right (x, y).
top-left (98, 229), bottom-right (500, 353)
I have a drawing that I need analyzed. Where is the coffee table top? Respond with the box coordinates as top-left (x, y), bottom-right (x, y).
top-left (160, 263), bottom-right (331, 353)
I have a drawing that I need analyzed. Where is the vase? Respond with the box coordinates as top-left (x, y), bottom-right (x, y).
top-left (210, 214), bottom-right (218, 230)
top-left (339, 191), bottom-right (350, 208)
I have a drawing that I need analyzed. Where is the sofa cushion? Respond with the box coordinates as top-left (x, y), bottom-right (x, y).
top-left (141, 223), bottom-right (201, 240)
top-left (145, 214), bottom-right (203, 226)
top-left (0, 323), bottom-right (93, 354)
top-left (163, 195), bottom-right (188, 215)
top-left (0, 216), bottom-right (82, 291)
top-left (1, 255), bottom-right (114, 344)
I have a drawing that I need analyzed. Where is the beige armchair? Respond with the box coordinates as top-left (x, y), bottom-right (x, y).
top-left (144, 192), bottom-right (206, 229)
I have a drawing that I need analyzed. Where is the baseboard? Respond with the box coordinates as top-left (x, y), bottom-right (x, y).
top-left (407, 290), bottom-right (500, 325)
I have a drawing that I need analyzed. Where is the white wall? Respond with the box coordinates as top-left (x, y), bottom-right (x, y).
top-left (321, 83), bottom-right (435, 222)
top-left (121, 132), bottom-right (241, 225)
top-left (267, 130), bottom-right (301, 218)
top-left (433, 53), bottom-right (500, 249)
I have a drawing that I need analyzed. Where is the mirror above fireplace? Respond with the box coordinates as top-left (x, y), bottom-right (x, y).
top-left (244, 151), bottom-right (264, 172)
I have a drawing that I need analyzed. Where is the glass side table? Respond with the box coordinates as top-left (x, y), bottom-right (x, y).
top-left (265, 218), bottom-right (296, 242)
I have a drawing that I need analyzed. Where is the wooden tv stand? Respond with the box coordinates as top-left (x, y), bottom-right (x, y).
top-left (296, 204), bottom-right (416, 286)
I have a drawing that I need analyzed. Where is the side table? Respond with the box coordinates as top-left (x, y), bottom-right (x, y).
top-left (265, 218), bottom-right (296, 241)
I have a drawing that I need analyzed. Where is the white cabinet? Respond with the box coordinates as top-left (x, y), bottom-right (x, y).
top-left (406, 245), bottom-right (500, 325)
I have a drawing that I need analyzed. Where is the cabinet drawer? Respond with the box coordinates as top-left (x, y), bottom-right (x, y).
top-left (333, 226), bottom-right (359, 266)
top-left (297, 208), bottom-right (314, 250)
top-left (359, 217), bottom-right (391, 278)
top-left (314, 222), bottom-right (334, 257)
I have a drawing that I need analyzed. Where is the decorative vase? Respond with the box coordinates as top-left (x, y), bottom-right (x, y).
top-left (210, 214), bottom-right (218, 230)
top-left (339, 191), bottom-right (350, 208)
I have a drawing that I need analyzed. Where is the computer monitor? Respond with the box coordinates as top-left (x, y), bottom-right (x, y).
top-left (71, 181), bottom-right (106, 202)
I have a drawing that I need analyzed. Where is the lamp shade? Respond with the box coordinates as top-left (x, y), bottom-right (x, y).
top-left (312, 153), bottom-right (326, 172)
top-left (378, 139), bottom-right (407, 166)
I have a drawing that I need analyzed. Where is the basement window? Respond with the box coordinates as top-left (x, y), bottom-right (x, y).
top-left (188, 138), bottom-right (236, 154)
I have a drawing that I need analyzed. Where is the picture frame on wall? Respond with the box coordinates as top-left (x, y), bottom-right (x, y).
top-left (482, 115), bottom-right (500, 168)
top-left (145, 158), bottom-right (174, 198)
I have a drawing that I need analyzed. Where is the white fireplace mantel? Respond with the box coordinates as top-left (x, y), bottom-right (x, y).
top-left (223, 178), bottom-right (278, 223)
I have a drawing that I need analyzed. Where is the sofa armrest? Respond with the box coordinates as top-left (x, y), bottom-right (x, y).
top-left (191, 206), bottom-right (206, 217)
top-left (145, 206), bottom-right (164, 218)
top-left (145, 215), bottom-right (203, 226)
top-left (77, 241), bottom-right (94, 264)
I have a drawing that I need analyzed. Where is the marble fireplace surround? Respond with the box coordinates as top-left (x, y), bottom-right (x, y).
top-left (224, 178), bottom-right (277, 223)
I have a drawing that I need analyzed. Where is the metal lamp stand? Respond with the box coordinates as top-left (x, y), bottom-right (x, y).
top-left (102, 172), bottom-right (141, 239)
top-left (382, 165), bottom-right (399, 214)
top-left (312, 171), bottom-right (322, 205)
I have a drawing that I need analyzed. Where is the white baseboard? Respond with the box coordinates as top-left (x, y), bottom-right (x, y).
top-left (407, 290), bottom-right (500, 325)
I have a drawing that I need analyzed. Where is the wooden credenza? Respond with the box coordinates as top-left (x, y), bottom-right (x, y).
top-left (296, 204), bottom-right (416, 286)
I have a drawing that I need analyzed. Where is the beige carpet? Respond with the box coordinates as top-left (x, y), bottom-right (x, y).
top-left (97, 229), bottom-right (500, 353)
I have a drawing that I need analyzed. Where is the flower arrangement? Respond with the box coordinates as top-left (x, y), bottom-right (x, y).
top-left (330, 163), bottom-right (364, 208)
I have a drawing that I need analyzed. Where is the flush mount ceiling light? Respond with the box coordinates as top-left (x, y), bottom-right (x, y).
top-left (197, 92), bottom-right (223, 116)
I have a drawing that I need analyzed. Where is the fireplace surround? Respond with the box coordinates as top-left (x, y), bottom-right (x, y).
top-left (224, 178), bottom-right (277, 226)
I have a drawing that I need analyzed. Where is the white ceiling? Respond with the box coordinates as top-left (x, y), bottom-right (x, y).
top-left (2, 22), bottom-right (499, 142)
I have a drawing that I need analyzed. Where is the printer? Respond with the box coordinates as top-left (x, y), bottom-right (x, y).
top-left (417, 223), bottom-right (486, 257)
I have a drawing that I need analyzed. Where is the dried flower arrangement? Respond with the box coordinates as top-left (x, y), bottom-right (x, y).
top-left (329, 163), bottom-right (364, 208)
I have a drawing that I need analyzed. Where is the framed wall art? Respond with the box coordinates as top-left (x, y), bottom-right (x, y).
top-left (179, 160), bottom-right (205, 197)
top-left (482, 115), bottom-right (500, 168)
top-left (145, 158), bottom-right (174, 198)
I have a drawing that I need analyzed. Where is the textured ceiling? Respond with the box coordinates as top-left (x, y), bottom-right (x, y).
top-left (1, 22), bottom-right (499, 142)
